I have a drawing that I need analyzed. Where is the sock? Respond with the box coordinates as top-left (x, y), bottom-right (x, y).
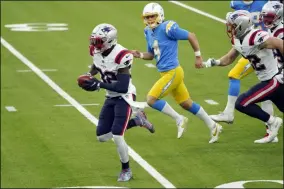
top-left (267, 115), bottom-right (275, 125)
top-left (188, 102), bottom-right (215, 130)
top-left (261, 100), bottom-right (274, 115)
top-left (121, 161), bottom-right (129, 170)
top-left (152, 100), bottom-right (182, 122)
top-left (113, 135), bottom-right (129, 164)
top-left (97, 132), bottom-right (113, 142)
top-left (224, 79), bottom-right (240, 115)
top-left (127, 119), bottom-right (139, 130)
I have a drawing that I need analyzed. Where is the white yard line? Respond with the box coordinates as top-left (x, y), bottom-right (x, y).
top-left (54, 103), bottom-right (100, 107)
top-left (145, 63), bottom-right (156, 68)
top-left (169, 1), bottom-right (226, 24)
top-left (204, 99), bottom-right (219, 105)
top-left (17, 69), bottom-right (58, 72)
top-left (1, 37), bottom-right (176, 189)
top-left (5, 106), bottom-right (17, 112)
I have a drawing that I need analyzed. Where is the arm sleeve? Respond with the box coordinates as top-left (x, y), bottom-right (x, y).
top-left (100, 73), bottom-right (130, 93)
top-left (166, 21), bottom-right (189, 40)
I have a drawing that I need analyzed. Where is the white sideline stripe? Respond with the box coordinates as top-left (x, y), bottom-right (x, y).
top-left (205, 99), bottom-right (219, 105)
top-left (169, 1), bottom-right (226, 24)
top-left (54, 103), bottom-right (100, 107)
top-left (145, 63), bottom-right (156, 68)
top-left (5, 106), bottom-right (17, 112)
top-left (17, 69), bottom-right (58, 72)
top-left (1, 37), bottom-right (176, 189)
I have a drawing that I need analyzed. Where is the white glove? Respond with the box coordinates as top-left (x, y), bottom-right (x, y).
top-left (202, 58), bottom-right (220, 68)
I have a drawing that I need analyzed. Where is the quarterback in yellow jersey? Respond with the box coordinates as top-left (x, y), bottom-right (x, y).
top-left (131, 2), bottom-right (222, 143)
top-left (210, 0), bottom-right (275, 125)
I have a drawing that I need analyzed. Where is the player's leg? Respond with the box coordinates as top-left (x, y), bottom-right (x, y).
top-left (126, 95), bottom-right (155, 133)
top-left (255, 100), bottom-right (277, 143)
top-left (211, 58), bottom-right (253, 123)
top-left (235, 78), bottom-right (283, 143)
top-left (96, 99), bottom-right (115, 142)
top-left (172, 77), bottom-right (222, 143)
top-left (147, 67), bottom-right (184, 125)
top-left (112, 98), bottom-right (133, 182)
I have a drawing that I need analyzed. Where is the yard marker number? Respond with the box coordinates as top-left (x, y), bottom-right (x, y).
top-left (5, 106), bottom-right (17, 112)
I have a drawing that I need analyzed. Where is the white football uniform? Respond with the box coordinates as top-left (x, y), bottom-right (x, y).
top-left (92, 44), bottom-right (136, 98)
top-left (269, 21), bottom-right (284, 68)
top-left (232, 29), bottom-right (279, 81)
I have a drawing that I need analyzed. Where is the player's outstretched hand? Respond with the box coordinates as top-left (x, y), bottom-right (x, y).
top-left (202, 58), bottom-right (220, 68)
top-left (130, 50), bottom-right (141, 58)
top-left (195, 56), bottom-right (204, 69)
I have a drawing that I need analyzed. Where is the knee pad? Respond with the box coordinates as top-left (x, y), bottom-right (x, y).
top-left (97, 132), bottom-right (113, 142)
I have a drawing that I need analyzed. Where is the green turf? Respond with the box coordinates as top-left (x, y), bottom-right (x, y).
top-left (1, 1), bottom-right (283, 188)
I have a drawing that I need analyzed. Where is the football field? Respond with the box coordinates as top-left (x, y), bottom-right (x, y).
top-left (1, 1), bottom-right (283, 188)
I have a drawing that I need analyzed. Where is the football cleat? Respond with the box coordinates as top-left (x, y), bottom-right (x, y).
top-left (266, 117), bottom-right (283, 142)
top-left (210, 112), bottom-right (234, 124)
top-left (136, 111), bottom-right (155, 133)
top-left (117, 168), bottom-right (132, 182)
top-left (209, 123), bottom-right (223, 144)
top-left (177, 116), bottom-right (188, 139)
top-left (254, 133), bottom-right (279, 144)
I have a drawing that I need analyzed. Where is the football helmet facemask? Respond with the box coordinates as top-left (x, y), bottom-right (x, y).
top-left (90, 23), bottom-right (117, 54)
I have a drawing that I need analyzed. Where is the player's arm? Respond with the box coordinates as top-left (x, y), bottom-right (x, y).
top-left (165, 21), bottom-right (202, 58)
top-left (259, 37), bottom-right (284, 55)
top-left (87, 64), bottom-right (99, 76)
top-left (203, 47), bottom-right (240, 67)
top-left (99, 67), bottom-right (130, 93)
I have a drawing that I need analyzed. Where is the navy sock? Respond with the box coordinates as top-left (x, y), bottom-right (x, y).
top-left (122, 161), bottom-right (129, 170)
top-left (127, 119), bottom-right (138, 130)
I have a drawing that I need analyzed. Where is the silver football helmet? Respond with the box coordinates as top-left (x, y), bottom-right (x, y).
top-left (260, 1), bottom-right (283, 28)
top-left (226, 10), bottom-right (253, 39)
top-left (142, 2), bottom-right (165, 28)
top-left (90, 23), bottom-right (117, 53)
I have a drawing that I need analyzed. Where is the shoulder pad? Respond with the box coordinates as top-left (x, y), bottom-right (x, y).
top-left (249, 30), bottom-right (269, 46)
top-left (273, 28), bottom-right (284, 39)
top-left (115, 50), bottom-right (133, 65)
top-left (165, 20), bottom-right (177, 34)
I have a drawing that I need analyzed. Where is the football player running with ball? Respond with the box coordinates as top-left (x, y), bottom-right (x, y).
top-left (78, 23), bottom-right (154, 182)
top-left (202, 10), bottom-right (283, 143)
top-left (131, 2), bottom-right (222, 143)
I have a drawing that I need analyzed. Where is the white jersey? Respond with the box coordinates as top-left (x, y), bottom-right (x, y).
top-left (232, 29), bottom-right (279, 81)
top-left (269, 21), bottom-right (284, 68)
top-left (92, 44), bottom-right (136, 97)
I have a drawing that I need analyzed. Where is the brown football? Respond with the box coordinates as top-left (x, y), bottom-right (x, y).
top-left (77, 75), bottom-right (93, 87)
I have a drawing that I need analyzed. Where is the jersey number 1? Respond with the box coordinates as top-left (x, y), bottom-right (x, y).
top-left (153, 40), bottom-right (161, 61)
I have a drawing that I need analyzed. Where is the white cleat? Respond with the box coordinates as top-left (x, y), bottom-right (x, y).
top-left (209, 123), bottom-right (223, 144)
top-left (254, 134), bottom-right (279, 144)
top-left (177, 116), bottom-right (188, 139)
top-left (266, 117), bottom-right (283, 142)
top-left (210, 112), bottom-right (234, 124)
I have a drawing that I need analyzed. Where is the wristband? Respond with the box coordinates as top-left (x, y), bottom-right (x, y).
top-left (140, 52), bottom-right (144, 59)
top-left (195, 51), bottom-right (201, 57)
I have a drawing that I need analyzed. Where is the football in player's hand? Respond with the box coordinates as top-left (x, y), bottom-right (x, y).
top-left (77, 75), bottom-right (93, 87)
